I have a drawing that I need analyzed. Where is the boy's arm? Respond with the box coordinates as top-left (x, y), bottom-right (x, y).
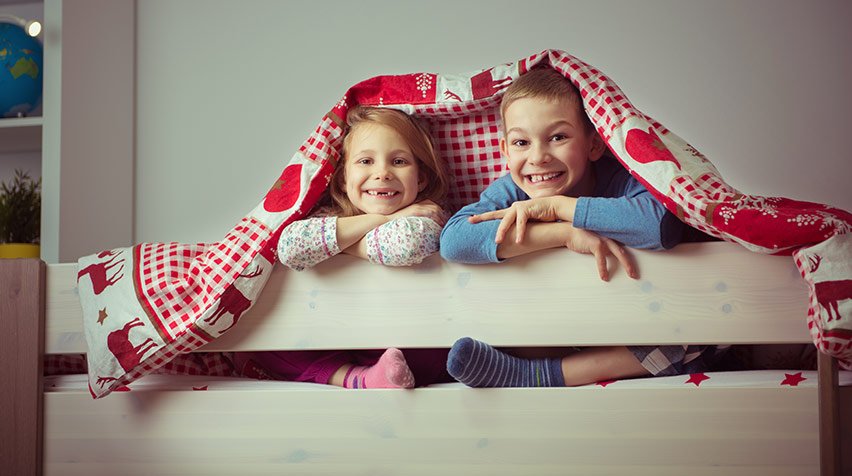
top-left (573, 180), bottom-right (681, 250)
top-left (496, 221), bottom-right (638, 281)
top-left (469, 195), bottom-right (578, 245)
top-left (440, 176), bottom-right (524, 264)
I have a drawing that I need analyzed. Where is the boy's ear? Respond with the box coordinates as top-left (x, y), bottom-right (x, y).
top-left (589, 133), bottom-right (606, 162)
top-left (499, 137), bottom-right (509, 158)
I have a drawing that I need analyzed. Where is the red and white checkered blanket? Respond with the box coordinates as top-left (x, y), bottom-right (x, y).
top-left (77, 49), bottom-right (852, 398)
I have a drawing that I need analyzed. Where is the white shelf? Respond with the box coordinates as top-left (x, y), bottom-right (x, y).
top-left (0, 116), bottom-right (42, 153)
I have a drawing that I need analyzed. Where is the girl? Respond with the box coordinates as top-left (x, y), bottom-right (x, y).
top-left (234, 107), bottom-right (452, 389)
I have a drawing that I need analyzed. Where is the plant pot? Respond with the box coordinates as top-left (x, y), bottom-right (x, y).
top-left (0, 243), bottom-right (40, 259)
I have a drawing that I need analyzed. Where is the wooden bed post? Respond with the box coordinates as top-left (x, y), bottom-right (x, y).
top-left (0, 259), bottom-right (45, 476)
top-left (818, 350), bottom-right (840, 476)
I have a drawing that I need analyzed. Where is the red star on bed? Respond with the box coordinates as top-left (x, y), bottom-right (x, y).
top-left (596, 380), bottom-right (616, 387)
top-left (685, 373), bottom-right (710, 387)
top-left (781, 372), bottom-right (807, 387)
top-left (192, 385), bottom-right (208, 391)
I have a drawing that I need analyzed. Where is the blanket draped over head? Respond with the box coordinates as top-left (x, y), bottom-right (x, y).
top-left (77, 49), bottom-right (852, 398)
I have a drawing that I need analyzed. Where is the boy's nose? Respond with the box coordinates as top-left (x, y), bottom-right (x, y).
top-left (529, 144), bottom-right (552, 165)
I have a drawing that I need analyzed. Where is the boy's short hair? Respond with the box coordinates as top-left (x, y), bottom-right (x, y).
top-left (329, 106), bottom-right (449, 217)
top-left (500, 66), bottom-right (594, 134)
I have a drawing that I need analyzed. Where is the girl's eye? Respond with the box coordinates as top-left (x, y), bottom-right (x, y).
top-left (356, 158), bottom-right (372, 165)
top-left (393, 158), bottom-right (409, 166)
top-left (551, 134), bottom-right (567, 142)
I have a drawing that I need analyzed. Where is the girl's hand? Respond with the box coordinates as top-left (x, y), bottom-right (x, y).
top-left (469, 197), bottom-right (573, 244)
top-left (564, 228), bottom-right (639, 282)
top-left (390, 200), bottom-right (447, 226)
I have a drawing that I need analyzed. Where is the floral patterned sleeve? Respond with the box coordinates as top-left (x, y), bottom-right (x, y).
top-left (276, 212), bottom-right (341, 271)
top-left (365, 216), bottom-right (442, 267)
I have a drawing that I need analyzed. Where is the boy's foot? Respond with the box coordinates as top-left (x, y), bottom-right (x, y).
top-left (342, 348), bottom-right (415, 389)
top-left (447, 337), bottom-right (565, 387)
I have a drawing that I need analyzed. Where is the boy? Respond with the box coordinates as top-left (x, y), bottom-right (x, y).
top-left (440, 66), bottom-right (719, 387)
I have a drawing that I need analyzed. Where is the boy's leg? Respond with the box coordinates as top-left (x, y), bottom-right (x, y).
top-left (329, 348), bottom-right (415, 389)
top-left (628, 345), bottom-right (727, 377)
top-left (447, 337), bottom-right (565, 387)
top-left (561, 346), bottom-right (649, 386)
top-left (448, 340), bottom-right (651, 387)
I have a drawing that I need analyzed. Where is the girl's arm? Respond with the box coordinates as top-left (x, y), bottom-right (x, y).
top-left (341, 200), bottom-right (446, 263)
top-left (363, 217), bottom-right (442, 266)
top-left (277, 215), bottom-right (345, 271)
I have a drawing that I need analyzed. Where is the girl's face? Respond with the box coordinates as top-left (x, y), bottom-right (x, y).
top-left (343, 122), bottom-right (424, 215)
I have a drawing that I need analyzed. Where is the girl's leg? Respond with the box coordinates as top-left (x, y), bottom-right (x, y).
top-left (328, 348), bottom-right (415, 389)
top-left (233, 350), bottom-right (350, 385)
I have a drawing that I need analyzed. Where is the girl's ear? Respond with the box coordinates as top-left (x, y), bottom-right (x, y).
top-left (418, 169), bottom-right (427, 192)
top-left (589, 133), bottom-right (606, 162)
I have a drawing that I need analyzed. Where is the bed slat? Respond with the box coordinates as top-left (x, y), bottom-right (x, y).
top-left (46, 242), bottom-right (811, 354)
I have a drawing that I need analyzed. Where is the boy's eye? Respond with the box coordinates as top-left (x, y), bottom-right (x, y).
top-left (511, 139), bottom-right (529, 147)
top-left (356, 158), bottom-right (372, 165)
top-left (550, 134), bottom-right (567, 142)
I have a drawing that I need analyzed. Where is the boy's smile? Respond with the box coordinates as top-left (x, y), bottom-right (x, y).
top-left (500, 96), bottom-right (604, 199)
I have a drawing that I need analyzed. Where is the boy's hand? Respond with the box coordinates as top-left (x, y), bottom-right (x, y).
top-left (390, 200), bottom-right (447, 226)
top-left (469, 196), bottom-right (575, 244)
top-left (565, 228), bottom-right (639, 282)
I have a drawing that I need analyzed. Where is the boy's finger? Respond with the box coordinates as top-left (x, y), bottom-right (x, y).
top-left (594, 249), bottom-right (610, 282)
top-left (495, 212), bottom-right (515, 244)
top-left (515, 212), bottom-right (528, 243)
top-left (469, 210), bottom-right (504, 223)
top-left (609, 242), bottom-right (638, 279)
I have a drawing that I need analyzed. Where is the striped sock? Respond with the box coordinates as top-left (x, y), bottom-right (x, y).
top-left (447, 337), bottom-right (565, 387)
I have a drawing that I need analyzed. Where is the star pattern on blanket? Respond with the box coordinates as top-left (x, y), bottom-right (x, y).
top-left (685, 373), bottom-right (710, 387)
top-left (596, 380), bottom-right (617, 387)
top-left (780, 372), bottom-right (807, 387)
top-left (97, 307), bottom-right (108, 325)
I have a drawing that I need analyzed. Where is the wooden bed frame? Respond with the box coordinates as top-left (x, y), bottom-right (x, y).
top-left (2, 242), bottom-right (849, 475)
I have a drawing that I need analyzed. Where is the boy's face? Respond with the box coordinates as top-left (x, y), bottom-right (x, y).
top-left (500, 97), bottom-right (603, 199)
top-left (343, 122), bottom-right (424, 215)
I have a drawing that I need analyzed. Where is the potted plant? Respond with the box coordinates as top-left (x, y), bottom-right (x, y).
top-left (0, 169), bottom-right (41, 258)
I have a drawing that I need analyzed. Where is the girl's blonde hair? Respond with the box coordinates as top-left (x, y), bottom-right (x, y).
top-left (500, 66), bottom-right (594, 134)
top-left (329, 107), bottom-right (448, 217)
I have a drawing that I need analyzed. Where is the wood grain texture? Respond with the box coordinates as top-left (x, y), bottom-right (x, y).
top-left (44, 385), bottom-right (819, 476)
top-left (1, 259), bottom-right (45, 476)
top-left (818, 352), bottom-right (841, 476)
top-left (45, 242), bottom-right (811, 354)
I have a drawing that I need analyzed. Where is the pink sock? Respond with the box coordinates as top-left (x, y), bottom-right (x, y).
top-left (342, 348), bottom-right (415, 389)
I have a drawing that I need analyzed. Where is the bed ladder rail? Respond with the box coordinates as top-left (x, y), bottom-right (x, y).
top-left (0, 258), bottom-right (45, 476)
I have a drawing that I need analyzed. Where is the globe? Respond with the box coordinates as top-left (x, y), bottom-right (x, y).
top-left (0, 21), bottom-right (43, 118)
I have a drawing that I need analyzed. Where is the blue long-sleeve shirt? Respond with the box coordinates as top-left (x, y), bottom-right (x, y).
top-left (440, 157), bottom-right (684, 264)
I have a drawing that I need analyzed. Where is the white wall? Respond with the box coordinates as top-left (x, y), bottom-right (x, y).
top-left (135, 0), bottom-right (852, 244)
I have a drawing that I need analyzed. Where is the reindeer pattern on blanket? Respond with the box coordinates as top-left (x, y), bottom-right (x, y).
top-left (77, 49), bottom-right (852, 398)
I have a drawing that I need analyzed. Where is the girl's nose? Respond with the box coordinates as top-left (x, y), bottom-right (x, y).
top-left (373, 164), bottom-right (393, 180)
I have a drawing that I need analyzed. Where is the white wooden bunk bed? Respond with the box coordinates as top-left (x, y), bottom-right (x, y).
top-left (2, 242), bottom-right (850, 475)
